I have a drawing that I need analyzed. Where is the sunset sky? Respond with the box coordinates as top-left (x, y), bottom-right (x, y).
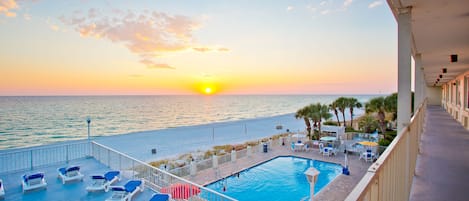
top-left (0, 0), bottom-right (397, 95)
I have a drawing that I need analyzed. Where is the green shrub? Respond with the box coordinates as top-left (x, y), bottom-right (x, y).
top-left (378, 138), bottom-right (391, 146)
top-left (323, 121), bottom-right (338, 126)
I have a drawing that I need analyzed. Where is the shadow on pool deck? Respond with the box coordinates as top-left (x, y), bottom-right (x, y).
top-left (0, 157), bottom-right (155, 201)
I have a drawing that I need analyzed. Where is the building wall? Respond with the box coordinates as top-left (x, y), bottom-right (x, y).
top-left (441, 69), bottom-right (469, 129)
top-left (426, 87), bottom-right (442, 105)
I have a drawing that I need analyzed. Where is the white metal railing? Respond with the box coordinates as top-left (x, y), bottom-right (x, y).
top-left (0, 141), bottom-right (88, 174)
top-left (91, 141), bottom-right (237, 201)
top-left (345, 101), bottom-right (426, 201)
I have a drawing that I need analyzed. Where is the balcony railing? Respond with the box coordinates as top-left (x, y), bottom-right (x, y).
top-left (91, 141), bottom-right (237, 201)
top-left (345, 101), bottom-right (426, 201)
top-left (0, 142), bottom-right (89, 174)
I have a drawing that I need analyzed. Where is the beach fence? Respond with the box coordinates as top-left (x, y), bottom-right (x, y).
top-left (91, 141), bottom-right (237, 201)
top-left (0, 141), bottom-right (88, 174)
top-left (164, 138), bottom-right (283, 179)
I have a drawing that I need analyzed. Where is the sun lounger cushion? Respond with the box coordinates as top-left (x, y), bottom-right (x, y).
top-left (104, 171), bottom-right (119, 181)
top-left (23, 173), bottom-right (44, 185)
top-left (150, 194), bottom-right (170, 201)
top-left (124, 180), bottom-right (142, 192)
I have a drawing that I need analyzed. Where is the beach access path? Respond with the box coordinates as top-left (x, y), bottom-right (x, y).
top-left (94, 113), bottom-right (305, 162)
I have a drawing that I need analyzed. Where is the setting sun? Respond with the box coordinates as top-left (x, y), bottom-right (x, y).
top-left (204, 87), bottom-right (212, 95)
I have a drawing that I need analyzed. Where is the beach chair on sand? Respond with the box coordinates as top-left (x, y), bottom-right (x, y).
top-left (86, 171), bottom-right (120, 192)
top-left (57, 165), bottom-right (84, 184)
top-left (0, 179), bottom-right (5, 199)
top-left (106, 179), bottom-right (144, 201)
top-left (149, 193), bottom-right (171, 201)
top-left (22, 172), bottom-right (47, 193)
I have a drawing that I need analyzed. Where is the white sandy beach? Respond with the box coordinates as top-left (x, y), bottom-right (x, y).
top-left (94, 113), bottom-right (305, 162)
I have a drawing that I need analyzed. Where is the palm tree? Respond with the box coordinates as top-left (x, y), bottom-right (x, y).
top-left (384, 93), bottom-right (397, 121)
top-left (329, 102), bottom-right (341, 126)
top-left (308, 103), bottom-right (332, 140)
top-left (334, 97), bottom-right (348, 126)
top-left (318, 103), bottom-right (333, 137)
top-left (365, 97), bottom-right (387, 137)
top-left (358, 115), bottom-right (379, 133)
top-left (347, 98), bottom-right (362, 128)
top-left (295, 106), bottom-right (312, 138)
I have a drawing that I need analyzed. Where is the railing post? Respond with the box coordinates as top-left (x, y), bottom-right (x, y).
top-left (30, 150), bottom-right (33, 170)
top-left (212, 154), bottom-right (218, 168)
top-left (107, 149), bottom-right (111, 167)
top-left (231, 149), bottom-right (237, 162)
top-left (66, 144), bottom-right (69, 164)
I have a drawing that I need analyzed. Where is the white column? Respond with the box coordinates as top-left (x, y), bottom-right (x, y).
top-left (212, 155), bottom-right (218, 168)
top-left (231, 150), bottom-right (237, 162)
top-left (190, 161), bottom-right (197, 176)
top-left (397, 7), bottom-right (412, 132)
top-left (414, 53), bottom-right (423, 111)
top-left (247, 146), bottom-right (252, 157)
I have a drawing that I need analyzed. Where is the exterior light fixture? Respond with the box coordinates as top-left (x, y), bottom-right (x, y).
top-left (439, 74), bottom-right (443, 78)
top-left (442, 68), bottom-right (447, 73)
top-left (451, 54), bottom-right (458, 62)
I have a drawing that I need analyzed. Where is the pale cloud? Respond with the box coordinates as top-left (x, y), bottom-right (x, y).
top-left (193, 47), bottom-right (230, 52)
top-left (343, 0), bottom-right (353, 8)
top-left (319, 1), bottom-right (327, 6)
top-left (286, 6), bottom-right (294, 12)
top-left (193, 47), bottom-right (211, 52)
top-left (320, 10), bottom-right (330, 15)
top-left (23, 13), bottom-right (31, 20)
top-left (217, 47), bottom-right (229, 52)
top-left (142, 60), bottom-right (175, 69)
top-left (46, 17), bottom-right (60, 31)
top-left (368, 1), bottom-right (383, 8)
top-left (0, 0), bottom-right (18, 17)
top-left (61, 9), bottom-right (227, 69)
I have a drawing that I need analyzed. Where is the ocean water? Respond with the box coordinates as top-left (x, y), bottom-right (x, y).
top-left (0, 95), bottom-right (376, 149)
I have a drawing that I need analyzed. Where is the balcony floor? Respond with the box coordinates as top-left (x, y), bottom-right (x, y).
top-left (410, 105), bottom-right (469, 201)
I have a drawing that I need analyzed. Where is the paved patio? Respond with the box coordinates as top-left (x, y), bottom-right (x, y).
top-left (409, 106), bottom-right (469, 201)
top-left (186, 143), bottom-right (371, 201)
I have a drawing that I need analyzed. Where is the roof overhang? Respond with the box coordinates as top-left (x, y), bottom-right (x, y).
top-left (387, 0), bottom-right (469, 87)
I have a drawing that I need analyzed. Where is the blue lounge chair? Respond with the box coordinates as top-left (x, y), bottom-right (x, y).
top-left (149, 193), bottom-right (171, 201)
top-left (22, 172), bottom-right (47, 193)
top-left (0, 179), bottom-right (4, 199)
top-left (106, 179), bottom-right (144, 201)
top-left (57, 165), bottom-right (84, 184)
top-left (86, 171), bottom-right (120, 192)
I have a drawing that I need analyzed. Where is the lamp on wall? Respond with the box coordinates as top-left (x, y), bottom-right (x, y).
top-left (439, 74), bottom-right (443, 78)
top-left (442, 68), bottom-right (447, 73)
top-left (451, 54), bottom-right (458, 63)
top-left (453, 82), bottom-right (457, 86)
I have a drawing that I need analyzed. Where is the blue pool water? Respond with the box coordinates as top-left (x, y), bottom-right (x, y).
top-left (205, 156), bottom-right (342, 201)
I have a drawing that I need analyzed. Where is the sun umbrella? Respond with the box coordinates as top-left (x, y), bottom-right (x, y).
top-left (320, 136), bottom-right (337, 141)
top-left (161, 183), bottom-right (201, 199)
top-left (358, 141), bottom-right (378, 146)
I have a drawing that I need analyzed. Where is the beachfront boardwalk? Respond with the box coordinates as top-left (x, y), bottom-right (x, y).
top-left (409, 106), bottom-right (469, 201)
top-left (187, 144), bottom-right (371, 201)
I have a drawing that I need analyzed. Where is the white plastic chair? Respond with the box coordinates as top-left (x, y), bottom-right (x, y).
top-left (318, 143), bottom-right (324, 154)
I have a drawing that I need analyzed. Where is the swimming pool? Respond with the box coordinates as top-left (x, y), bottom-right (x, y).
top-left (205, 156), bottom-right (342, 201)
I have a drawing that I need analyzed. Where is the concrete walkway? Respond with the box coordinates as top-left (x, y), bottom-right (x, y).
top-left (410, 106), bottom-right (469, 201)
